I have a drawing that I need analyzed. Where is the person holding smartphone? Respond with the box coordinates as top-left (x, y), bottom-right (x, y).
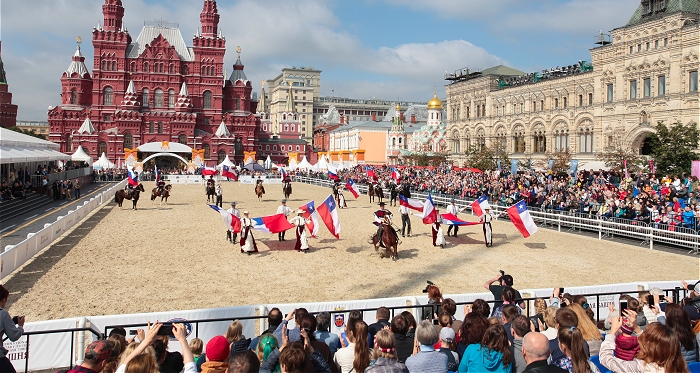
top-left (0, 285), bottom-right (25, 373)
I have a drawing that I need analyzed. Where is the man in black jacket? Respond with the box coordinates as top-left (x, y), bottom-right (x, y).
top-left (367, 306), bottom-right (391, 347)
top-left (522, 332), bottom-right (567, 373)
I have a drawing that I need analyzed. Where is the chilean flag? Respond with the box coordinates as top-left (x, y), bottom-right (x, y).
top-left (391, 167), bottom-right (399, 181)
top-left (202, 165), bottom-right (218, 176)
top-left (471, 195), bottom-right (490, 216)
top-left (281, 167), bottom-right (287, 180)
top-left (328, 165), bottom-right (339, 180)
top-left (154, 164), bottom-right (160, 183)
top-left (507, 200), bottom-right (538, 238)
top-left (209, 204), bottom-right (241, 233)
top-left (414, 193), bottom-right (438, 224)
top-left (366, 166), bottom-right (376, 180)
top-left (222, 165), bottom-right (238, 181)
top-left (317, 194), bottom-right (341, 239)
top-left (441, 213), bottom-right (482, 226)
top-left (299, 201), bottom-right (320, 238)
top-left (345, 179), bottom-right (360, 199)
top-left (251, 213), bottom-right (295, 234)
top-left (399, 194), bottom-right (423, 211)
top-left (127, 167), bottom-right (139, 186)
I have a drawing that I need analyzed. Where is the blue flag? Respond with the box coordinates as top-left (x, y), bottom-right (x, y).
top-left (570, 160), bottom-right (579, 176)
top-left (511, 159), bottom-right (518, 175)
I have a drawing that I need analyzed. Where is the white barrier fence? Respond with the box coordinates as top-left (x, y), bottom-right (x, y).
top-left (163, 175), bottom-right (283, 185)
top-left (294, 176), bottom-right (700, 253)
top-left (9, 280), bottom-right (695, 371)
top-left (0, 180), bottom-right (128, 281)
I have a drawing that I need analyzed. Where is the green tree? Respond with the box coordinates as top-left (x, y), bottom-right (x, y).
top-left (597, 133), bottom-right (644, 172)
top-left (8, 126), bottom-right (47, 140)
top-left (465, 143), bottom-right (510, 171)
top-left (648, 120), bottom-right (699, 176)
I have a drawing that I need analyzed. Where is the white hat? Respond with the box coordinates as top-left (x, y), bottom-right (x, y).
top-left (243, 211), bottom-right (249, 215)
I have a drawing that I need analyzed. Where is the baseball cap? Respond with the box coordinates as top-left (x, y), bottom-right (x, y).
top-left (440, 327), bottom-right (455, 343)
top-left (502, 275), bottom-right (514, 286)
top-left (84, 340), bottom-right (117, 362)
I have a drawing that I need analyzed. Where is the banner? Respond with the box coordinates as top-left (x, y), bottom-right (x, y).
top-left (8, 318), bottom-right (78, 371)
top-left (693, 160), bottom-right (700, 179)
top-left (511, 159), bottom-right (518, 175)
top-left (570, 160), bottom-right (579, 176)
top-left (649, 159), bottom-right (656, 175)
top-left (548, 160), bottom-right (554, 170)
top-left (497, 160), bottom-right (501, 172)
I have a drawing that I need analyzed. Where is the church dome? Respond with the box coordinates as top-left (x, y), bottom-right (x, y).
top-left (427, 92), bottom-right (442, 110)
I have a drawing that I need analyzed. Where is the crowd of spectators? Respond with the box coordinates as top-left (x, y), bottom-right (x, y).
top-left (2, 278), bottom-right (694, 373)
top-left (293, 165), bottom-right (700, 232)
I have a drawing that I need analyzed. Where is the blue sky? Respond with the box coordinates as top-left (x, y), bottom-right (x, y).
top-left (2, 0), bottom-right (640, 120)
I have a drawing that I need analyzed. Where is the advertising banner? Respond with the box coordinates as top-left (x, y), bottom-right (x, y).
top-left (8, 318), bottom-right (79, 371)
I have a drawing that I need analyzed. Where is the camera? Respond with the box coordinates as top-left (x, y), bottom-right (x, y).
top-left (422, 280), bottom-right (435, 293)
top-left (12, 316), bottom-right (19, 325)
top-left (498, 270), bottom-right (506, 282)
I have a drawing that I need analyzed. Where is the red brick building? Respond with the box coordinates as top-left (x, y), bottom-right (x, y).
top-left (0, 42), bottom-right (18, 129)
top-left (48, 0), bottom-right (261, 166)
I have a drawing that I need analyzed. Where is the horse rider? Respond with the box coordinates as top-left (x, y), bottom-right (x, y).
top-left (289, 209), bottom-right (311, 253)
top-left (226, 201), bottom-right (240, 243)
top-left (255, 177), bottom-right (265, 195)
top-left (206, 175), bottom-right (215, 190)
top-left (374, 201), bottom-right (397, 247)
top-left (157, 178), bottom-right (166, 194)
top-left (276, 199), bottom-right (293, 241)
top-left (446, 199), bottom-right (466, 237)
top-left (239, 211), bottom-right (258, 255)
top-left (332, 181), bottom-right (340, 200)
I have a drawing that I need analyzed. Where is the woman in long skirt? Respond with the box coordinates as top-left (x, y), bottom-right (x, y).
top-left (481, 207), bottom-right (494, 247)
top-left (239, 211), bottom-right (258, 255)
top-left (337, 189), bottom-right (347, 208)
top-left (432, 209), bottom-right (446, 248)
top-left (289, 210), bottom-right (310, 253)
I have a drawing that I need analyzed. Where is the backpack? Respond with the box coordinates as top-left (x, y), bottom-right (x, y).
top-left (67, 181), bottom-right (73, 190)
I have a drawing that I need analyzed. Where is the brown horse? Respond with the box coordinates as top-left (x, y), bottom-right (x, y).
top-left (368, 184), bottom-right (376, 203)
top-left (283, 182), bottom-right (292, 199)
top-left (389, 184), bottom-right (398, 206)
top-left (205, 182), bottom-right (216, 203)
top-left (374, 184), bottom-right (384, 204)
top-left (370, 223), bottom-right (399, 261)
top-left (114, 183), bottom-right (145, 210)
top-left (151, 184), bottom-right (172, 204)
top-left (255, 183), bottom-right (265, 201)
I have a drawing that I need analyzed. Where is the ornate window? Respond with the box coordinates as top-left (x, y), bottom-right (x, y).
top-left (451, 131), bottom-right (460, 154)
top-left (142, 88), bottom-right (149, 107)
top-left (203, 90), bottom-right (212, 109)
top-left (236, 98), bottom-right (241, 110)
top-left (532, 124), bottom-right (546, 153)
top-left (154, 89), bottom-right (164, 108)
top-left (143, 62), bottom-right (149, 72)
top-left (203, 144), bottom-right (210, 159)
top-left (98, 142), bottom-right (107, 156)
top-left (70, 90), bottom-right (77, 104)
top-left (494, 126), bottom-right (507, 149)
top-left (218, 150), bottom-right (226, 163)
top-left (512, 126), bottom-right (526, 153)
top-left (554, 124), bottom-right (569, 151)
top-left (123, 133), bottom-right (133, 150)
top-left (168, 89), bottom-right (175, 108)
top-left (578, 123), bottom-right (594, 153)
top-left (476, 128), bottom-right (486, 151)
top-left (157, 122), bottom-right (163, 134)
top-left (178, 134), bottom-right (187, 144)
top-left (103, 87), bottom-right (113, 106)
top-left (149, 122), bottom-right (154, 133)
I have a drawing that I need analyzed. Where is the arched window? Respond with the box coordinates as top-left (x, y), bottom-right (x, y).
top-left (65, 135), bottom-right (72, 152)
top-left (178, 134), bottom-right (187, 144)
top-left (296, 145), bottom-right (300, 151)
top-left (554, 128), bottom-right (569, 151)
top-left (123, 133), bottom-right (133, 150)
top-left (284, 124), bottom-right (289, 132)
top-left (290, 124), bottom-right (295, 132)
top-left (154, 89), bottom-right (163, 108)
top-left (101, 60), bottom-right (107, 70)
top-left (142, 88), bottom-right (149, 107)
top-left (157, 122), bottom-right (163, 134)
top-left (143, 62), bottom-right (149, 72)
top-left (149, 121), bottom-right (154, 133)
top-left (392, 138), bottom-right (396, 147)
top-left (513, 127), bottom-right (526, 153)
top-left (131, 62), bottom-right (136, 72)
top-left (70, 90), bottom-right (77, 104)
top-left (203, 144), bottom-right (210, 159)
top-left (169, 64), bottom-right (174, 74)
top-left (168, 89), bottom-right (175, 108)
top-left (111, 61), bottom-right (117, 71)
top-left (103, 87), bottom-right (113, 105)
top-left (98, 142), bottom-right (107, 156)
top-left (203, 91), bottom-right (212, 109)
top-left (579, 126), bottom-right (594, 153)
top-left (218, 150), bottom-right (226, 163)
top-left (236, 98), bottom-right (241, 110)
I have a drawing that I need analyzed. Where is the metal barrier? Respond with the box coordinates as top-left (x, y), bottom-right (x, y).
top-left (30, 167), bottom-right (92, 187)
top-left (294, 176), bottom-right (700, 253)
top-left (18, 325), bottom-right (103, 373)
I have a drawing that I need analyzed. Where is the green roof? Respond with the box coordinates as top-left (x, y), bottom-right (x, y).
top-left (480, 65), bottom-right (525, 77)
top-left (626, 0), bottom-right (700, 27)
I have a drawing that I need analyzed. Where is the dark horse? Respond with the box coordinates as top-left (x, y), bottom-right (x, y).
top-left (374, 184), bottom-right (384, 204)
top-left (205, 182), bottom-right (216, 203)
top-left (151, 184), bottom-right (172, 205)
top-left (370, 223), bottom-right (399, 261)
top-left (283, 182), bottom-right (292, 199)
top-left (389, 184), bottom-right (398, 206)
top-left (115, 183), bottom-right (145, 210)
top-left (368, 183), bottom-right (376, 203)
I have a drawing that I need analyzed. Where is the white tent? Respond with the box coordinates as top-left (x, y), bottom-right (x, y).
top-left (217, 154), bottom-right (235, 169)
top-left (296, 156), bottom-right (313, 170)
top-left (264, 155), bottom-right (273, 169)
top-left (93, 152), bottom-right (116, 169)
top-left (288, 157), bottom-right (298, 171)
top-left (316, 154), bottom-right (329, 171)
top-left (0, 127), bottom-right (69, 165)
top-left (70, 146), bottom-right (92, 163)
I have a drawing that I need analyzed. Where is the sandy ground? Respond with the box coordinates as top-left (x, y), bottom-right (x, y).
top-left (4, 181), bottom-right (699, 321)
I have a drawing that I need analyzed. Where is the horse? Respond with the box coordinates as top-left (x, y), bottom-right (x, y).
top-left (205, 183), bottom-right (216, 203)
top-left (368, 184), bottom-right (376, 203)
top-left (151, 184), bottom-right (172, 205)
top-left (374, 184), bottom-right (384, 204)
top-left (389, 184), bottom-right (398, 206)
top-left (370, 223), bottom-right (399, 261)
top-left (283, 182), bottom-right (292, 199)
top-left (399, 183), bottom-right (411, 199)
top-left (114, 183), bottom-right (145, 210)
top-left (255, 182), bottom-right (265, 201)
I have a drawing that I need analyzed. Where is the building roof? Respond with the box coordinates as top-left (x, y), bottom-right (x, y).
top-left (214, 121), bottom-right (231, 138)
top-left (480, 65), bottom-right (526, 77)
top-left (77, 118), bottom-right (96, 134)
top-left (258, 137), bottom-right (309, 145)
top-left (228, 57), bottom-right (248, 83)
top-left (65, 45), bottom-right (90, 78)
top-left (329, 120), bottom-right (421, 134)
top-left (126, 25), bottom-right (194, 61)
top-left (626, 0), bottom-right (700, 27)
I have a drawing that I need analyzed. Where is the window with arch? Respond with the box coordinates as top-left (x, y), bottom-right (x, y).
top-left (532, 126), bottom-right (546, 153)
top-left (284, 124), bottom-right (289, 132)
top-left (218, 150), bottom-right (226, 163)
top-left (101, 61), bottom-right (107, 71)
top-left (178, 134), bottom-right (187, 144)
top-left (154, 89), bottom-right (164, 108)
top-left (149, 121), bottom-right (154, 133)
top-left (578, 125), bottom-right (594, 153)
top-left (157, 122), bottom-right (163, 134)
top-left (103, 87), bottom-right (113, 106)
top-left (168, 89), bottom-right (175, 108)
top-left (99, 141), bottom-right (107, 156)
top-left (290, 124), bottom-right (295, 132)
top-left (554, 98), bottom-right (559, 109)
top-left (554, 127), bottom-right (569, 151)
top-left (495, 128), bottom-right (507, 149)
top-left (451, 132), bottom-right (460, 154)
top-left (123, 133), bottom-right (133, 150)
top-left (203, 144), bottom-right (210, 159)
top-left (296, 145), bottom-right (300, 151)
top-left (512, 127), bottom-right (526, 153)
top-left (476, 128), bottom-right (486, 151)
top-left (131, 62), bottom-right (136, 72)
top-left (143, 62), bottom-right (149, 72)
top-left (70, 90), bottom-right (77, 104)
top-left (169, 64), bottom-right (174, 74)
top-left (142, 89), bottom-right (149, 107)
top-left (273, 145), bottom-right (278, 151)
top-left (111, 61), bottom-right (117, 71)
top-left (236, 98), bottom-right (241, 111)
top-left (203, 91), bottom-right (212, 109)
top-left (392, 138), bottom-right (396, 147)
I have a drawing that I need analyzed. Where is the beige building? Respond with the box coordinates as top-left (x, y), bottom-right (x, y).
top-left (446, 0), bottom-right (700, 167)
top-left (16, 120), bottom-right (50, 136)
top-left (266, 66), bottom-right (321, 139)
top-left (313, 96), bottom-right (427, 126)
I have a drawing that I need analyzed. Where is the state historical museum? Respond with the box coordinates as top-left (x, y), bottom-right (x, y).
top-left (49, 0), bottom-right (261, 167)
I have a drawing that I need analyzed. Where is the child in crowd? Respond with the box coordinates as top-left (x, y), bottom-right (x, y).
top-left (614, 323), bottom-right (640, 361)
top-left (189, 337), bottom-right (203, 361)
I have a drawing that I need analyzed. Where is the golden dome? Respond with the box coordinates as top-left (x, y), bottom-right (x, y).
top-left (395, 103), bottom-right (401, 111)
top-left (427, 91), bottom-right (442, 110)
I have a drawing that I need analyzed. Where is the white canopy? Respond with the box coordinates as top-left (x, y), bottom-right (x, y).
top-left (288, 158), bottom-right (298, 171)
top-left (137, 141), bottom-right (192, 153)
top-left (296, 156), bottom-right (313, 170)
top-left (71, 146), bottom-right (92, 162)
top-left (217, 154), bottom-right (235, 169)
top-left (93, 152), bottom-right (116, 169)
top-left (316, 155), bottom-right (329, 170)
top-left (0, 127), bottom-right (69, 165)
top-left (264, 155), bottom-right (273, 169)
top-left (579, 161), bottom-right (610, 171)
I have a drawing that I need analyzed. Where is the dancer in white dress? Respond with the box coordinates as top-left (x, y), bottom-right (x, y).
top-left (432, 209), bottom-right (446, 248)
top-left (289, 209), bottom-right (310, 253)
top-left (239, 211), bottom-right (258, 255)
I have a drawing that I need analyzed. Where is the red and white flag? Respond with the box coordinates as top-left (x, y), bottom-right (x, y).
top-left (202, 166), bottom-right (218, 176)
top-left (414, 193), bottom-right (438, 224)
top-left (506, 200), bottom-right (538, 238)
top-left (345, 179), bottom-right (361, 199)
top-left (366, 165), bottom-right (376, 180)
top-left (399, 194), bottom-right (423, 211)
top-left (317, 194), bottom-right (341, 239)
top-left (222, 165), bottom-right (238, 181)
top-left (299, 201), bottom-right (320, 238)
top-left (208, 204), bottom-right (241, 233)
top-left (251, 213), bottom-right (295, 234)
top-left (470, 195), bottom-right (490, 216)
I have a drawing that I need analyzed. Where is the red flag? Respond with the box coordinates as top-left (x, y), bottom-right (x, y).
top-left (222, 165), bottom-right (238, 181)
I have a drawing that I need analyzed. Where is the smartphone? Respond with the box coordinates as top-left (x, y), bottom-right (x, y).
top-left (647, 294), bottom-right (655, 307)
top-left (559, 287), bottom-right (564, 295)
top-left (432, 319), bottom-right (439, 325)
top-left (157, 323), bottom-right (174, 336)
top-left (620, 300), bottom-right (628, 311)
top-left (11, 316), bottom-right (18, 325)
top-left (129, 330), bottom-right (138, 336)
top-left (340, 331), bottom-right (349, 346)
